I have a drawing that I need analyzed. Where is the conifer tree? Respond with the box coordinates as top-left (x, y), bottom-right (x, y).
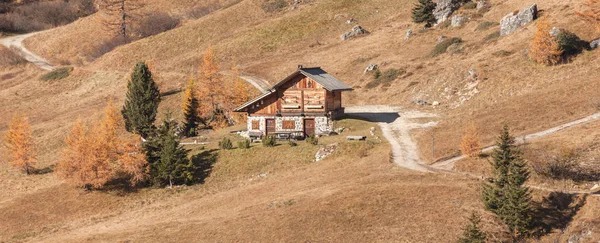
top-left (181, 77), bottom-right (201, 136)
top-left (122, 61), bottom-right (161, 138)
top-left (144, 116), bottom-right (195, 187)
top-left (3, 115), bottom-right (36, 174)
top-left (458, 213), bottom-right (487, 243)
top-left (412, 0), bottom-right (437, 27)
top-left (528, 18), bottom-right (562, 65)
top-left (481, 125), bottom-right (534, 240)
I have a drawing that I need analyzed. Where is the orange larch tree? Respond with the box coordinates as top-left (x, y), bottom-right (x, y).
top-left (528, 18), bottom-right (563, 65)
top-left (230, 62), bottom-right (249, 124)
top-left (3, 115), bottom-right (36, 174)
top-left (461, 123), bottom-right (482, 158)
top-left (57, 101), bottom-right (148, 189)
top-left (197, 47), bottom-right (231, 129)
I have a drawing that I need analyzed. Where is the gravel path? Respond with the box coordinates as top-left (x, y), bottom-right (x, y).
top-left (0, 31), bottom-right (54, 71)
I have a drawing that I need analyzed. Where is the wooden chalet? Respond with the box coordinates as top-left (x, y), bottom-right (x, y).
top-left (234, 66), bottom-right (353, 139)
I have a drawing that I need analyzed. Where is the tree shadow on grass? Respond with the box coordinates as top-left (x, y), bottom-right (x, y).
top-left (32, 165), bottom-right (54, 175)
top-left (191, 149), bottom-right (218, 184)
top-left (532, 192), bottom-right (587, 238)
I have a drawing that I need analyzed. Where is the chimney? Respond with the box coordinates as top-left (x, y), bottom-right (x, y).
top-left (298, 64), bottom-right (303, 70)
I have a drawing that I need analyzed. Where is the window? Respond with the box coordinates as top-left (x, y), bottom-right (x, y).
top-left (282, 120), bottom-right (296, 129)
top-left (307, 80), bottom-right (313, 88)
top-left (252, 120), bottom-right (260, 130)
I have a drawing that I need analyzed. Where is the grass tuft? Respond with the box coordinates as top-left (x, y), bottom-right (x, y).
top-left (40, 67), bottom-right (73, 81)
top-left (430, 37), bottom-right (463, 57)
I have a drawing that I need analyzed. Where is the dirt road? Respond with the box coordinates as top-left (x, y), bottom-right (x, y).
top-left (0, 32), bottom-right (54, 71)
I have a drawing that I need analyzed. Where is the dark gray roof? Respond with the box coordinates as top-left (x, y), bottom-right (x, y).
top-left (273, 67), bottom-right (353, 92)
top-left (234, 67), bottom-right (352, 112)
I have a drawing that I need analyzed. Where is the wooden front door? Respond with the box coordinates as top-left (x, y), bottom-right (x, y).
top-left (266, 119), bottom-right (276, 136)
top-left (304, 119), bottom-right (315, 137)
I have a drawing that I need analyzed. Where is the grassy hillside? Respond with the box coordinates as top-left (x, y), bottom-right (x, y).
top-left (1, 0), bottom-right (600, 241)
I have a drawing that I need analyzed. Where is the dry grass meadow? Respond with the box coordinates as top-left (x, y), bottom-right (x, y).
top-left (1, 0), bottom-right (600, 241)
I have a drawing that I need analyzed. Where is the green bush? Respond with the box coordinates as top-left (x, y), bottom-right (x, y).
top-left (237, 138), bottom-right (251, 149)
top-left (463, 1), bottom-right (477, 9)
top-left (306, 134), bottom-right (318, 145)
top-left (484, 31), bottom-right (500, 41)
top-left (261, 0), bottom-right (288, 13)
top-left (262, 135), bottom-right (277, 147)
top-left (219, 137), bottom-right (233, 150)
top-left (411, 0), bottom-right (437, 27)
top-left (366, 68), bottom-right (406, 89)
top-left (430, 37), bottom-right (463, 57)
top-left (288, 140), bottom-right (297, 147)
top-left (556, 31), bottom-right (590, 58)
top-left (475, 21), bottom-right (497, 31)
top-left (40, 67), bottom-right (73, 81)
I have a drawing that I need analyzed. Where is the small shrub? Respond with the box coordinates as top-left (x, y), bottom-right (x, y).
top-left (261, 0), bottom-right (288, 13)
top-left (186, 0), bottom-right (220, 19)
top-left (262, 135), bottom-right (277, 147)
top-left (492, 50), bottom-right (513, 57)
top-left (306, 134), bottom-right (318, 145)
top-left (531, 148), bottom-right (581, 179)
top-left (475, 21), bottom-right (497, 31)
top-left (412, 0), bottom-right (437, 27)
top-left (463, 1), bottom-right (477, 9)
top-left (40, 67), bottom-right (73, 81)
top-left (0, 46), bottom-right (26, 67)
top-left (219, 137), bottom-right (233, 150)
top-left (366, 68), bottom-right (406, 89)
top-left (556, 30), bottom-right (590, 58)
top-left (0, 0), bottom-right (96, 33)
top-left (430, 37), bottom-right (463, 57)
top-left (288, 140), bottom-right (297, 147)
top-left (237, 138), bottom-right (251, 149)
top-left (439, 19), bottom-right (452, 29)
top-left (134, 12), bottom-right (180, 38)
top-left (460, 124), bottom-right (481, 158)
top-left (483, 31), bottom-right (500, 41)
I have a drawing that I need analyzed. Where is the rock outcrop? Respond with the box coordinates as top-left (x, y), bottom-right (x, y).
top-left (500, 3), bottom-right (538, 36)
top-left (451, 15), bottom-right (467, 27)
top-left (341, 25), bottom-right (369, 40)
top-left (590, 38), bottom-right (600, 49)
top-left (433, 0), bottom-right (461, 24)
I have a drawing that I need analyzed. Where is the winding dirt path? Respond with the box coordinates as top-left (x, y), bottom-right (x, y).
top-left (0, 31), bottom-right (54, 71)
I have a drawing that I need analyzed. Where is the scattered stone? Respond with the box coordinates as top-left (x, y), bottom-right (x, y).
top-left (451, 15), bottom-right (468, 27)
top-left (476, 0), bottom-right (487, 9)
top-left (432, 101), bottom-right (440, 106)
top-left (346, 18), bottom-right (354, 24)
top-left (592, 184), bottom-right (599, 190)
top-left (466, 68), bottom-right (478, 81)
top-left (315, 143), bottom-right (339, 162)
top-left (433, 0), bottom-right (462, 24)
top-left (500, 3), bottom-right (538, 36)
top-left (404, 29), bottom-right (412, 40)
top-left (370, 127), bottom-right (376, 136)
top-left (341, 25), bottom-right (369, 40)
top-left (590, 38), bottom-right (600, 49)
top-left (550, 27), bottom-right (562, 37)
top-left (364, 64), bottom-right (378, 73)
top-left (413, 100), bottom-right (429, 106)
top-left (437, 35), bottom-right (448, 43)
top-left (249, 172), bottom-right (268, 182)
top-left (335, 126), bottom-right (345, 134)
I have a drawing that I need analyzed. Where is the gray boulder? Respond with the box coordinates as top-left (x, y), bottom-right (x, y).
top-left (405, 29), bottom-right (412, 40)
top-left (590, 38), bottom-right (600, 49)
top-left (550, 27), bottom-right (562, 37)
top-left (364, 64), bottom-right (378, 73)
top-left (476, 0), bottom-right (487, 9)
top-left (451, 15), bottom-right (468, 27)
top-left (433, 0), bottom-right (461, 24)
top-left (413, 100), bottom-right (429, 106)
top-left (500, 3), bottom-right (538, 36)
top-left (341, 25), bottom-right (369, 40)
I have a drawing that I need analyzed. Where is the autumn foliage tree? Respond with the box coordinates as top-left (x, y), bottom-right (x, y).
top-left (57, 101), bottom-right (148, 189)
top-left (3, 115), bottom-right (36, 174)
top-left (230, 63), bottom-right (249, 124)
top-left (577, 0), bottom-right (600, 31)
top-left (528, 18), bottom-right (563, 65)
top-left (197, 47), bottom-right (232, 129)
top-left (98, 0), bottom-right (144, 39)
top-left (461, 123), bottom-right (482, 158)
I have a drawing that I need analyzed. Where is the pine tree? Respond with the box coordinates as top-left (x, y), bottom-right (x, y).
top-left (481, 125), bottom-right (534, 240)
top-left (458, 213), bottom-right (487, 243)
top-left (181, 77), bottom-right (201, 136)
top-left (461, 123), bottom-right (482, 158)
top-left (3, 115), bottom-right (36, 174)
top-left (412, 0), bottom-right (437, 27)
top-left (122, 61), bottom-right (161, 138)
top-left (144, 116), bottom-right (195, 187)
top-left (528, 18), bottom-right (562, 65)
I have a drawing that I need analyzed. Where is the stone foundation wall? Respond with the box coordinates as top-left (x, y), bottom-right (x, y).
top-left (276, 117), bottom-right (304, 132)
top-left (246, 116), bottom-right (334, 135)
top-left (315, 116), bottom-right (333, 135)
